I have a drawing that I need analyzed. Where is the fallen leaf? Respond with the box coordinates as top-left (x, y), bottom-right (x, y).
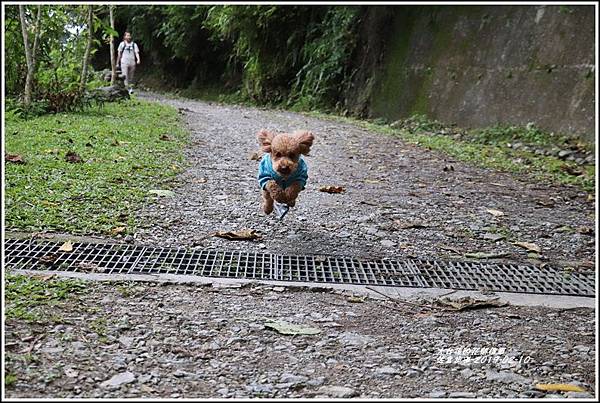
top-left (482, 233), bottom-right (506, 242)
top-left (111, 227), bottom-right (126, 235)
top-left (78, 262), bottom-right (105, 272)
top-left (347, 295), bottom-right (366, 303)
top-left (486, 208), bottom-right (505, 217)
top-left (556, 225), bottom-right (574, 233)
top-left (434, 296), bottom-right (508, 311)
top-left (39, 254), bottom-right (58, 265)
top-left (439, 245), bottom-right (461, 254)
top-left (5, 153), bottom-right (25, 164)
top-left (577, 226), bottom-right (594, 235)
top-left (58, 241), bottom-right (73, 252)
top-left (534, 383), bottom-right (586, 393)
top-left (513, 242), bottom-right (541, 253)
top-left (159, 134), bottom-right (173, 141)
top-left (561, 165), bottom-right (583, 176)
top-left (193, 178), bottom-right (208, 184)
top-left (264, 320), bottom-right (321, 335)
top-left (465, 251), bottom-right (509, 259)
top-left (213, 229), bottom-right (262, 240)
top-left (65, 151), bottom-right (83, 163)
top-left (249, 151), bottom-right (262, 161)
top-left (395, 220), bottom-right (429, 229)
top-left (319, 186), bottom-right (345, 194)
top-left (148, 189), bottom-right (175, 197)
top-left (536, 199), bottom-right (555, 207)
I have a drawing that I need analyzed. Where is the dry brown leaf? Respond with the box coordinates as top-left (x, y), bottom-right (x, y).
top-left (111, 226), bottom-right (126, 235)
top-left (536, 199), bottom-right (555, 207)
top-left (39, 254), bottom-right (58, 265)
top-left (577, 226), bottom-right (594, 235)
top-left (513, 241), bottom-right (541, 253)
top-left (249, 151), bottom-right (262, 161)
top-left (58, 241), bottom-right (73, 252)
top-left (159, 134), bottom-right (173, 141)
top-left (486, 208), bottom-right (505, 217)
top-left (534, 383), bottom-right (586, 393)
top-left (434, 296), bottom-right (508, 311)
top-left (65, 151), bottom-right (83, 163)
top-left (319, 186), bottom-right (345, 194)
top-left (213, 229), bottom-right (262, 241)
top-left (5, 153), bottom-right (25, 164)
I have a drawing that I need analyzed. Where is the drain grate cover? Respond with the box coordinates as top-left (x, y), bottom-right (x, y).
top-left (3, 238), bottom-right (595, 296)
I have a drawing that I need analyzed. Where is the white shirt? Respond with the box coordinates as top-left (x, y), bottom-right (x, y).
top-left (118, 41), bottom-right (139, 65)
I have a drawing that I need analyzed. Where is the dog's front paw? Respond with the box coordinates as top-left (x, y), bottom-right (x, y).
top-left (262, 199), bottom-right (274, 214)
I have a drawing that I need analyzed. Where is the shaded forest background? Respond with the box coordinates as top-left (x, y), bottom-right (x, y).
top-left (5, 4), bottom-right (595, 139)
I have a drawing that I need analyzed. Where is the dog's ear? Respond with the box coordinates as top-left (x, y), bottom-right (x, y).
top-left (294, 130), bottom-right (314, 155)
top-left (257, 129), bottom-right (276, 153)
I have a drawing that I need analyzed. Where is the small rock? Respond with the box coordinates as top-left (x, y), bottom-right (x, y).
top-left (485, 369), bottom-right (530, 384)
top-left (375, 366), bottom-right (399, 376)
top-left (380, 240), bottom-right (396, 248)
top-left (558, 149), bottom-right (574, 159)
top-left (448, 392), bottom-right (476, 398)
top-left (429, 390), bottom-right (447, 398)
top-left (100, 371), bottom-right (135, 388)
top-left (307, 377), bottom-right (325, 387)
top-left (317, 385), bottom-right (358, 398)
top-left (564, 391), bottom-right (593, 398)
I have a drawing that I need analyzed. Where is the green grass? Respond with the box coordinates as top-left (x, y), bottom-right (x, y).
top-left (5, 373), bottom-right (17, 388)
top-left (304, 112), bottom-right (595, 193)
top-left (4, 273), bottom-right (87, 322)
top-left (5, 98), bottom-right (188, 234)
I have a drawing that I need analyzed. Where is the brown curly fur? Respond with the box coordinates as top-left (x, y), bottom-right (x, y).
top-left (257, 129), bottom-right (314, 214)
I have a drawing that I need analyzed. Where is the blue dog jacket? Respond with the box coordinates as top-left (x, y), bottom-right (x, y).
top-left (257, 154), bottom-right (308, 190)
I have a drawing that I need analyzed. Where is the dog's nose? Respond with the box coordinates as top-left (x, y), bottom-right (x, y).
top-left (278, 166), bottom-right (291, 174)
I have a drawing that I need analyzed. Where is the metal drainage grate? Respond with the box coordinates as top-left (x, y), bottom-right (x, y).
top-left (3, 238), bottom-right (595, 297)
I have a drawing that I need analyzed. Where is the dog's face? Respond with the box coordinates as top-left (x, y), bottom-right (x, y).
top-left (258, 129), bottom-right (314, 177)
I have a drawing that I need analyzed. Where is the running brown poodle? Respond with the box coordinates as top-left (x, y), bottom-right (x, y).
top-left (256, 129), bottom-right (315, 215)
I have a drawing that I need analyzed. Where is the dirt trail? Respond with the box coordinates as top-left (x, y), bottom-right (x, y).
top-left (135, 92), bottom-right (594, 267)
top-left (5, 93), bottom-right (596, 399)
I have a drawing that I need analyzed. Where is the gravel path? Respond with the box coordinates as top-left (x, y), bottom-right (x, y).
top-left (5, 94), bottom-right (596, 399)
top-left (134, 92), bottom-right (594, 269)
top-left (4, 280), bottom-right (596, 398)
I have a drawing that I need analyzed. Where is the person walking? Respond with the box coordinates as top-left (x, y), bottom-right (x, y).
top-left (117, 31), bottom-right (140, 94)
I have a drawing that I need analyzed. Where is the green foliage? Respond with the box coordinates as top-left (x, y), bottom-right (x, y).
top-left (117, 5), bottom-right (360, 109)
top-left (289, 7), bottom-right (360, 110)
top-left (5, 99), bottom-right (187, 234)
top-left (5, 5), bottom-right (105, 115)
top-left (5, 273), bottom-right (86, 322)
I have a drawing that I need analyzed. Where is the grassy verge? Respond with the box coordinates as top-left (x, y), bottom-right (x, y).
top-left (4, 273), bottom-right (87, 322)
top-left (5, 98), bottom-right (188, 235)
top-left (304, 112), bottom-right (595, 193)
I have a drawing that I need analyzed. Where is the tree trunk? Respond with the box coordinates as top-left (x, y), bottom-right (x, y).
top-left (19, 5), bottom-right (34, 106)
top-left (80, 5), bottom-right (94, 92)
top-left (32, 5), bottom-right (42, 72)
top-left (109, 5), bottom-right (117, 85)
